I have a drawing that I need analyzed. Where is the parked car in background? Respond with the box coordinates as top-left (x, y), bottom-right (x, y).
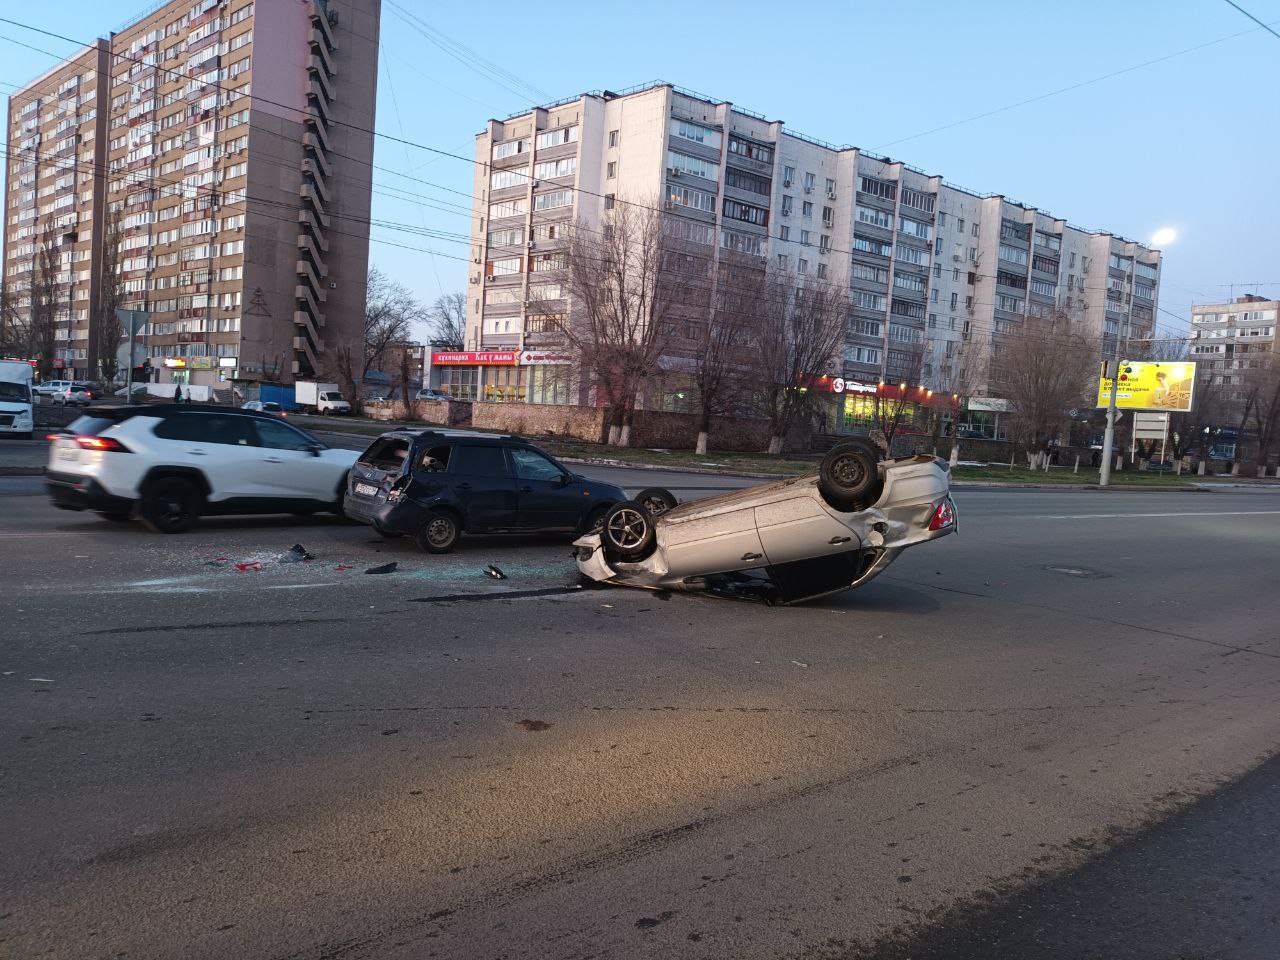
top-left (33, 379), bottom-right (73, 399)
top-left (52, 383), bottom-right (94, 406)
top-left (414, 388), bottom-right (452, 402)
top-left (45, 405), bottom-right (357, 532)
top-left (241, 400), bottom-right (286, 416)
top-left (0, 359), bottom-right (35, 439)
top-left (344, 430), bottom-right (627, 552)
top-left (573, 441), bottom-right (957, 605)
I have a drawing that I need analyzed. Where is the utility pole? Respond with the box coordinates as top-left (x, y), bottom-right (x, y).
top-left (1099, 359), bottom-right (1119, 486)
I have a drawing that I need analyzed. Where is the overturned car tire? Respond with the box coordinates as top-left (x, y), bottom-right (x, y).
top-left (634, 487), bottom-right (678, 517)
top-left (601, 500), bottom-right (657, 562)
top-left (818, 440), bottom-right (883, 512)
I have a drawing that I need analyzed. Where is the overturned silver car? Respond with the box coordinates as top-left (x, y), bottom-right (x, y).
top-left (572, 441), bottom-right (956, 605)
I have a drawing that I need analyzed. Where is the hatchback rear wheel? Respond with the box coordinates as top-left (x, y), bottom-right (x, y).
top-left (416, 510), bottom-right (460, 554)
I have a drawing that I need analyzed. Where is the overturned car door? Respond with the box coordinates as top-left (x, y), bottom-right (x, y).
top-left (754, 494), bottom-right (867, 603)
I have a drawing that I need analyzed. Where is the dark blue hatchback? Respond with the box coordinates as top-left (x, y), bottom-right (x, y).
top-left (343, 430), bottom-right (627, 553)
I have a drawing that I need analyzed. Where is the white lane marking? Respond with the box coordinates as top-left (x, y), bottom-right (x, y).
top-left (1039, 510), bottom-right (1280, 520)
top-left (264, 583), bottom-right (337, 590)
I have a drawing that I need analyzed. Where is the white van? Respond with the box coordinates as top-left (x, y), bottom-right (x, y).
top-left (0, 360), bottom-right (35, 439)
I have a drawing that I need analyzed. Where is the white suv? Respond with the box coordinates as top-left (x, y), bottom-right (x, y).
top-left (46, 405), bottom-right (359, 532)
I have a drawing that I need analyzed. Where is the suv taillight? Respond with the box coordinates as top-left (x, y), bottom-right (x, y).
top-left (75, 436), bottom-right (131, 453)
top-left (928, 498), bottom-right (956, 531)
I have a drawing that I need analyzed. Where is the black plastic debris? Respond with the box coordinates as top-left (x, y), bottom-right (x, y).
top-left (484, 565), bottom-right (506, 580)
top-left (366, 562), bottom-right (398, 575)
top-left (279, 544), bottom-right (314, 564)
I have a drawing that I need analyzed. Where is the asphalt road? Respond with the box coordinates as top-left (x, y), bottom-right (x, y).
top-left (2, 477), bottom-right (1280, 960)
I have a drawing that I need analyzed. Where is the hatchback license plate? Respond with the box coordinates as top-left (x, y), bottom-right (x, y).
top-left (355, 482), bottom-right (379, 497)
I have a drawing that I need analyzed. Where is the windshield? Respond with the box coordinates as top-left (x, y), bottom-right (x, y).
top-left (322, 392), bottom-right (343, 401)
top-left (0, 381), bottom-right (30, 402)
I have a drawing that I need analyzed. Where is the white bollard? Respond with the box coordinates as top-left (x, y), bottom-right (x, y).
top-left (1197, 460), bottom-right (1207, 476)
top-left (1073, 455), bottom-right (1079, 474)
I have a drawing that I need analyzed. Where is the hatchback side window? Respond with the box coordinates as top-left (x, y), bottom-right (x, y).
top-left (253, 418), bottom-right (317, 451)
top-left (416, 444), bottom-right (452, 473)
top-left (450, 444), bottom-right (510, 477)
top-left (509, 446), bottom-right (563, 481)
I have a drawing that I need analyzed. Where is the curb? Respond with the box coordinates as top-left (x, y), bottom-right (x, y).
top-left (950, 481), bottom-right (1211, 492)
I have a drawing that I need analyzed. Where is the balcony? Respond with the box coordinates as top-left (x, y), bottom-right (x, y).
top-left (299, 182), bottom-right (328, 216)
top-left (296, 235), bottom-right (328, 275)
top-left (309, 1), bottom-right (336, 52)
top-left (295, 283), bottom-right (327, 308)
top-left (309, 45), bottom-right (335, 83)
top-left (302, 171), bottom-right (330, 205)
top-left (298, 204), bottom-right (330, 232)
top-left (304, 115), bottom-right (331, 151)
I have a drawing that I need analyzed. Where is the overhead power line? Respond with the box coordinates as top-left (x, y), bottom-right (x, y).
top-left (1220, 0), bottom-right (1280, 40)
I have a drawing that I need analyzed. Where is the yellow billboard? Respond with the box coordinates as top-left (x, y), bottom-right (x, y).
top-left (1097, 361), bottom-right (1197, 412)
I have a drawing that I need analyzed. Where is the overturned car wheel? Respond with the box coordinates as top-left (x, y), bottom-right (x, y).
top-left (601, 500), bottom-right (657, 562)
top-left (634, 486), bottom-right (677, 517)
top-left (818, 440), bottom-right (883, 512)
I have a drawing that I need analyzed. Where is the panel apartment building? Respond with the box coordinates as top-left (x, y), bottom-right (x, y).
top-left (461, 81), bottom-right (1162, 423)
top-left (2, 0), bottom-right (380, 387)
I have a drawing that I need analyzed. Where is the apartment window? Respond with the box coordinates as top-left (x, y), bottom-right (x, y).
top-left (608, 129), bottom-right (619, 147)
top-left (534, 157), bottom-right (577, 179)
top-left (900, 187), bottom-right (935, 213)
top-left (802, 171), bottom-right (816, 193)
top-left (668, 184), bottom-right (715, 213)
top-left (488, 257), bottom-right (522, 276)
top-left (859, 176), bottom-right (896, 201)
top-left (934, 263), bottom-right (943, 279)
top-left (997, 269), bottom-right (1027, 289)
top-left (1135, 261), bottom-right (1158, 281)
top-left (819, 235), bottom-right (831, 252)
top-left (781, 195), bottom-right (794, 216)
top-left (1030, 279), bottom-right (1056, 297)
top-left (492, 138), bottom-right (528, 160)
top-left (487, 226), bottom-right (524, 247)
top-left (890, 322), bottom-right (923, 343)
top-left (727, 136), bottom-right (772, 163)
top-left (817, 262), bottom-right (828, 279)
top-left (802, 201), bottom-right (814, 218)
top-left (851, 262), bottom-right (887, 284)
top-left (604, 194), bottom-right (615, 210)
top-left (995, 294), bottom-right (1024, 313)
top-left (853, 236), bottom-right (892, 257)
top-left (721, 229), bottom-right (764, 256)
top-left (972, 222), bottom-right (980, 237)
top-left (894, 273), bottom-right (927, 293)
top-left (821, 206), bottom-right (834, 227)
top-left (530, 253), bottom-right (566, 272)
top-left (1069, 251), bottom-right (1077, 268)
top-left (779, 225), bottom-right (790, 241)
top-left (800, 229), bottom-right (811, 246)
top-left (1031, 254), bottom-right (1059, 275)
top-left (956, 218), bottom-right (965, 233)
top-left (723, 199), bottom-right (768, 226)
top-left (853, 318), bottom-right (881, 337)
top-left (535, 126), bottom-right (579, 149)
top-left (668, 150), bottom-right (718, 182)
top-left (929, 314), bottom-right (938, 328)
top-left (844, 345), bottom-right (881, 365)
top-left (930, 289), bottom-right (939, 302)
top-left (998, 244), bottom-right (1028, 265)
top-left (798, 258), bottom-right (809, 275)
top-left (938, 212), bottom-right (947, 226)
top-left (856, 206), bottom-right (891, 229)
top-left (825, 178), bottom-right (836, 197)
top-left (1109, 253), bottom-right (1133, 271)
top-left (725, 168), bottom-right (770, 195)
top-left (673, 120), bottom-right (720, 148)
top-left (895, 244), bottom-right (929, 267)
top-left (853, 291), bottom-right (886, 312)
top-left (777, 253), bottom-right (789, 269)
top-left (891, 300), bottom-right (925, 320)
top-left (534, 190), bottom-right (573, 210)
top-left (1035, 231), bottom-right (1062, 251)
top-left (490, 169), bottom-right (529, 190)
top-left (968, 246), bottom-right (977, 262)
top-left (606, 161), bottom-right (616, 179)
top-left (950, 292), bottom-right (958, 309)
top-left (489, 199), bottom-right (526, 219)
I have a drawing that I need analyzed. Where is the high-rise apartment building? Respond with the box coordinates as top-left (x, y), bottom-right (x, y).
top-left (2, 0), bottom-right (380, 387)
top-left (1189, 295), bottom-right (1278, 389)
top-left (462, 81), bottom-right (1162, 421)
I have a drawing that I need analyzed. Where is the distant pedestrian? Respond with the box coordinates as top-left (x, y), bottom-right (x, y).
top-left (173, 385), bottom-right (183, 404)
top-left (1090, 449), bottom-right (1100, 468)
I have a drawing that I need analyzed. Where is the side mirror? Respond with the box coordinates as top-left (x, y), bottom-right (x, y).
top-left (306, 442), bottom-right (324, 457)
top-left (554, 473), bottom-right (573, 488)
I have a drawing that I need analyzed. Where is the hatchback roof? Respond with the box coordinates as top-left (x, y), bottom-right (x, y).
top-left (382, 428), bottom-right (525, 444)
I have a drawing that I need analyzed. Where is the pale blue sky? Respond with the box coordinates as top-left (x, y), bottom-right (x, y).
top-left (3, 0), bottom-right (1278, 338)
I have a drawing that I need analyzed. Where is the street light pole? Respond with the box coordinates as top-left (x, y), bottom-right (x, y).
top-left (1099, 359), bottom-right (1119, 486)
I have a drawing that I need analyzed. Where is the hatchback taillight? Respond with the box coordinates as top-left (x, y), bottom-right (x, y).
top-left (75, 436), bottom-right (131, 453)
top-left (928, 498), bottom-right (956, 531)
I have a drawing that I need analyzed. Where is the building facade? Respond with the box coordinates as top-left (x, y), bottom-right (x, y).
top-left (1189, 295), bottom-right (1278, 390)
top-left (462, 82), bottom-right (1162, 423)
top-left (3, 0), bottom-right (380, 387)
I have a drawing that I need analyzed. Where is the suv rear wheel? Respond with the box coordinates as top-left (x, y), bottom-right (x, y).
top-left (140, 477), bottom-right (202, 534)
top-left (416, 510), bottom-right (460, 554)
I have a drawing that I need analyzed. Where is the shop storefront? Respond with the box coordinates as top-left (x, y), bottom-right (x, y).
top-left (520, 350), bottom-right (573, 405)
top-left (829, 378), bottom-right (960, 437)
top-left (429, 351), bottom-right (518, 401)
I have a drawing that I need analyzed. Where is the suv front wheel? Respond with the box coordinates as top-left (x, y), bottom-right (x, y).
top-left (140, 477), bottom-right (202, 534)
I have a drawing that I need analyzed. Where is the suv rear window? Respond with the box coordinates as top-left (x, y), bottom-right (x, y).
top-left (358, 437), bottom-right (411, 471)
top-left (66, 415), bottom-right (116, 436)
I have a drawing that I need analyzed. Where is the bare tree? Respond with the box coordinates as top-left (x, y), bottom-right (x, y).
top-left (28, 219), bottom-right (63, 378)
top-left (690, 252), bottom-right (759, 455)
top-left (0, 279), bottom-right (27, 357)
top-left (531, 200), bottom-right (689, 447)
top-left (323, 266), bottom-right (427, 403)
top-left (426, 292), bottom-right (466, 347)
top-left (931, 337), bottom-right (982, 462)
top-left (749, 270), bottom-right (847, 455)
top-left (876, 341), bottom-right (928, 452)
top-left (989, 310), bottom-right (1098, 468)
top-left (1245, 362), bottom-right (1280, 473)
top-left (94, 208), bottom-right (125, 383)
